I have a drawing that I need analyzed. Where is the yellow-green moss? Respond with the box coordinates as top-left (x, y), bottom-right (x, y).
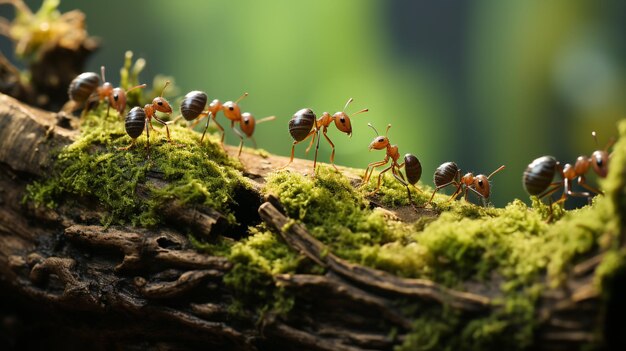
top-left (263, 121), bottom-right (626, 350)
top-left (201, 226), bottom-right (306, 316)
top-left (24, 103), bottom-right (626, 349)
top-left (25, 105), bottom-right (247, 226)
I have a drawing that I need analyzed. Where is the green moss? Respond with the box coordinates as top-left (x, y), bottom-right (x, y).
top-left (222, 226), bottom-right (303, 316)
top-left (263, 120), bottom-right (626, 350)
top-left (25, 105), bottom-right (246, 226)
top-left (25, 101), bottom-right (626, 349)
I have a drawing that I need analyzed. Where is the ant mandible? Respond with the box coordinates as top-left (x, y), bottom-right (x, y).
top-left (361, 123), bottom-right (422, 208)
top-left (424, 162), bottom-right (505, 207)
top-left (281, 98), bottom-right (368, 172)
top-left (119, 81), bottom-right (175, 152)
top-left (68, 66), bottom-right (146, 117)
top-left (523, 131), bottom-right (613, 203)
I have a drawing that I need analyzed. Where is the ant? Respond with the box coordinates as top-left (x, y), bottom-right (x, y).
top-left (68, 66), bottom-right (146, 117)
top-left (424, 162), bottom-right (505, 207)
top-left (361, 123), bottom-right (422, 208)
top-left (523, 131), bottom-right (613, 203)
top-left (179, 91), bottom-right (275, 156)
top-left (281, 98), bottom-right (368, 172)
top-left (119, 81), bottom-right (175, 152)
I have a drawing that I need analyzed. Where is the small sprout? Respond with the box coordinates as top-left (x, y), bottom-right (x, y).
top-left (0, 0), bottom-right (91, 59)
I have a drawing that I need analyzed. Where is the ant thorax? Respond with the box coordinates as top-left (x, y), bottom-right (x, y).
top-left (388, 144), bottom-right (400, 161)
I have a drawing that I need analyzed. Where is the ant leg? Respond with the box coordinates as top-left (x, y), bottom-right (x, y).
top-left (313, 131), bottom-right (322, 172)
top-left (213, 115), bottom-right (226, 143)
top-left (466, 186), bottom-right (489, 206)
top-left (189, 117), bottom-right (202, 129)
top-left (368, 164), bottom-right (393, 196)
top-left (250, 136), bottom-right (257, 149)
top-left (230, 124), bottom-right (246, 157)
top-left (392, 166), bottom-right (417, 208)
top-left (564, 178), bottom-right (592, 199)
top-left (279, 130), bottom-right (316, 169)
top-left (144, 117), bottom-right (151, 152)
top-left (420, 181), bottom-right (460, 208)
top-left (577, 175), bottom-right (603, 195)
top-left (117, 139), bottom-right (136, 151)
top-left (537, 183), bottom-right (562, 203)
top-left (153, 116), bottom-right (182, 147)
top-left (305, 128), bottom-right (318, 154)
top-left (362, 159), bottom-right (389, 185)
top-left (322, 128), bottom-right (339, 172)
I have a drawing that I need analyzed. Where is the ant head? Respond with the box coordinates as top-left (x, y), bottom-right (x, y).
top-left (590, 131), bottom-right (613, 178)
top-left (222, 92), bottom-right (248, 121)
top-left (109, 87), bottom-right (126, 113)
top-left (472, 174), bottom-right (491, 198)
top-left (591, 150), bottom-right (609, 177)
top-left (240, 112), bottom-right (255, 137)
top-left (152, 97), bottom-right (172, 113)
top-left (333, 98), bottom-right (368, 136)
top-left (152, 81), bottom-right (172, 113)
top-left (367, 123), bottom-right (390, 150)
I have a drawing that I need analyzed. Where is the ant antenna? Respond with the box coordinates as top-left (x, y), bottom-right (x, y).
top-left (343, 98), bottom-right (354, 111)
top-left (592, 131), bottom-right (599, 146)
top-left (235, 92), bottom-right (249, 104)
top-left (385, 124), bottom-right (391, 137)
top-left (368, 123), bottom-right (379, 136)
top-left (127, 83), bottom-right (147, 92)
top-left (352, 108), bottom-right (369, 117)
top-left (160, 80), bottom-right (170, 97)
top-left (100, 66), bottom-right (106, 82)
top-left (487, 165), bottom-right (506, 179)
top-left (342, 98), bottom-right (368, 117)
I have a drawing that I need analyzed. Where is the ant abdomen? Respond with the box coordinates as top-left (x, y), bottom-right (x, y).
top-left (288, 108), bottom-right (316, 142)
top-left (434, 162), bottom-right (459, 187)
top-left (68, 72), bottom-right (99, 104)
top-left (404, 154), bottom-right (422, 185)
top-left (523, 156), bottom-right (557, 196)
top-left (125, 107), bottom-right (146, 139)
top-left (181, 90), bottom-right (208, 121)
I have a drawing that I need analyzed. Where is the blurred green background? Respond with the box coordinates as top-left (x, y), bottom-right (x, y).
top-left (2, 0), bottom-right (625, 207)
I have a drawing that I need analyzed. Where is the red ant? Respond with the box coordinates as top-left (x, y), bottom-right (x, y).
top-left (523, 131), bottom-right (613, 203)
top-left (282, 98), bottom-right (368, 172)
top-left (119, 81), bottom-right (175, 152)
top-left (361, 123), bottom-right (422, 208)
top-left (68, 66), bottom-right (145, 117)
top-left (424, 162), bottom-right (505, 207)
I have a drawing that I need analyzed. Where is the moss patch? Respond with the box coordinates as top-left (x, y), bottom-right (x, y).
top-left (261, 120), bottom-right (626, 350)
top-left (25, 102), bottom-right (626, 349)
top-left (25, 106), bottom-right (247, 226)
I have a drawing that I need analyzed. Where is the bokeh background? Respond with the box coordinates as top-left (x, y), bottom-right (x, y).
top-left (2, 0), bottom-right (625, 207)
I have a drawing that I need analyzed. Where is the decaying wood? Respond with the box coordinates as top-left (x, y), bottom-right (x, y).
top-left (0, 92), bottom-right (623, 350)
top-left (258, 201), bottom-right (491, 313)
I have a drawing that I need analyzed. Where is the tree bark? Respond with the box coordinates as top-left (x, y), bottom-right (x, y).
top-left (0, 93), bottom-right (622, 350)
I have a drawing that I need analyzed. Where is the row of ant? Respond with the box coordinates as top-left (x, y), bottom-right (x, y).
top-left (68, 67), bottom-right (274, 156)
top-left (282, 99), bottom-right (506, 209)
top-left (67, 68), bottom-right (612, 210)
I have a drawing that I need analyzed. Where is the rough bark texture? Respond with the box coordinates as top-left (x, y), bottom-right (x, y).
top-left (0, 93), bottom-right (623, 350)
